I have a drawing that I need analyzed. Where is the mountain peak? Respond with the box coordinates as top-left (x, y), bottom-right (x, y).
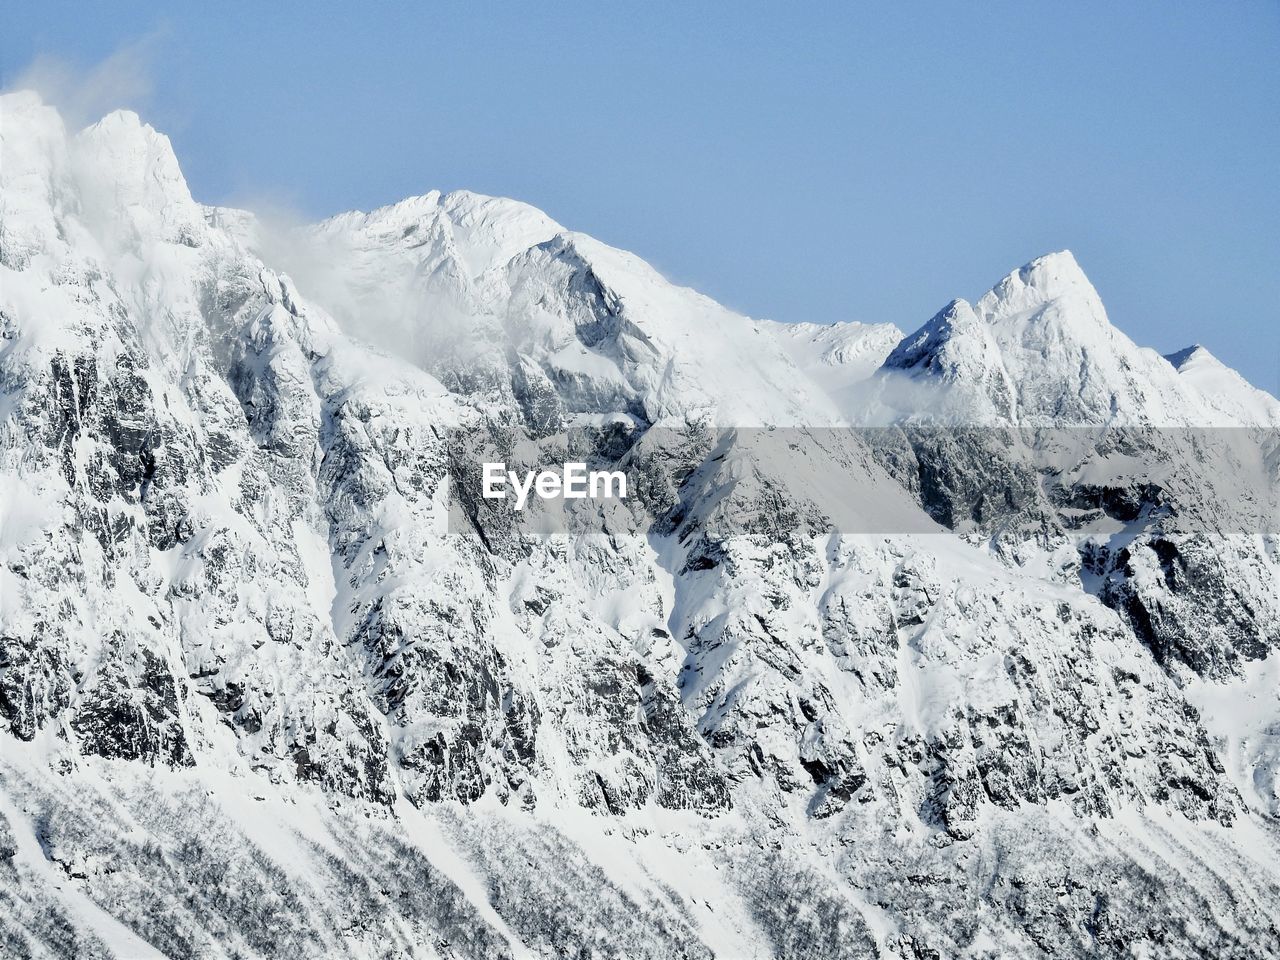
top-left (78, 108), bottom-right (179, 167)
top-left (976, 249), bottom-right (1098, 323)
top-left (1166, 343), bottom-right (1280, 425)
top-left (885, 299), bottom-right (980, 372)
top-left (312, 188), bottom-right (561, 281)
top-left (0, 88), bottom-right (52, 115)
top-left (74, 106), bottom-right (200, 241)
top-left (1016, 249), bottom-right (1089, 290)
top-left (0, 90), bottom-right (69, 170)
top-left (1026, 247), bottom-right (1083, 274)
top-left (1165, 343), bottom-right (1212, 371)
top-left (86, 107), bottom-right (147, 132)
top-left (881, 297), bottom-right (1016, 418)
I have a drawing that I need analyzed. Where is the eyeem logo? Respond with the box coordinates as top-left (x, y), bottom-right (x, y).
top-left (482, 462), bottom-right (628, 511)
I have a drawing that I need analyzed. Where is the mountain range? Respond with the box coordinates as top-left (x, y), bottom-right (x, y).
top-left (2, 91), bottom-right (1280, 959)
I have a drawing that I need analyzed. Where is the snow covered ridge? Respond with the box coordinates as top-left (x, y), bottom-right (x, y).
top-left (4, 91), bottom-right (1280, 957)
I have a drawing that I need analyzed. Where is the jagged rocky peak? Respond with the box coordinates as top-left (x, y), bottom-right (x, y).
top-left (976, 248), bottom-right (1097, 318)
top-left (878, 298), bottom-right (1016, 421)
top-left (974, 250), bottom-right (1218, 424)
top-left (872, 251), bottom-right (1143, 422)
top-left (1, 93), bottom-right (206, 264)
top-left (74, 109), bottom-right (204, 247)
top-left (973, 250), bottom-right (1120, 364)
top-left (886, 298), bottom-right (993, 373)
top-left (875, 249), bottom-right (1215, 425)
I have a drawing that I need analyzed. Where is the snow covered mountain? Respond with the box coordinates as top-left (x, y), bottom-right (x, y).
top-left (3, 92), bottom-right (1280, 958)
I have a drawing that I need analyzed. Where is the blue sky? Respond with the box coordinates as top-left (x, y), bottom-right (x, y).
top-left (4, 2), bottom-right (1278, 391)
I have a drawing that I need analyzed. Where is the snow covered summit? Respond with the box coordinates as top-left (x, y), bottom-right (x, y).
top-left (3, 93), bottom-right (1280, 958)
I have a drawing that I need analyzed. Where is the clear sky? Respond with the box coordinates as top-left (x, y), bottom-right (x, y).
top-left (4, 2), bottom-right (1278, 391)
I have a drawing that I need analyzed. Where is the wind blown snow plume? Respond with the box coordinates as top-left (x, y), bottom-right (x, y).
top-left (3, 92), bottom-right (1280, 958)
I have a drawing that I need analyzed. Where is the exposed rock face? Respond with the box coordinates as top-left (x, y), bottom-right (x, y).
top-left (2, 92), bottom-right (1280, 958)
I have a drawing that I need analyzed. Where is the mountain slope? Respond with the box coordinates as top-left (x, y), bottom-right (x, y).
top-left (3, 93), bottom-right (1280, 958)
